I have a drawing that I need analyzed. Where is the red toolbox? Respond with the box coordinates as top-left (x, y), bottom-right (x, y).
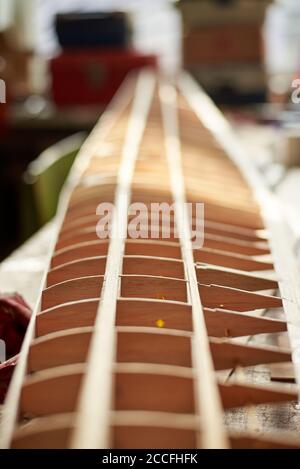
top-left (50, 49), bottom-right (157, 106)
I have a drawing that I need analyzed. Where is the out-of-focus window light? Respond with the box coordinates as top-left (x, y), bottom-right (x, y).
top-left (263, 0), bottom-right (300, 96)
top-left (0, 0), bottom-right (13, 31)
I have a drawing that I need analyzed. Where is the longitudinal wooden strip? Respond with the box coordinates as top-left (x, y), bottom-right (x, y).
top-left (159, 83), bottom-right (228, 448)
top-left (179, 73), bottom-right (300, 397)
top-left (0, 73), bottom-right (136, 450)
top-left (71, 70), bottom-right (156, 449)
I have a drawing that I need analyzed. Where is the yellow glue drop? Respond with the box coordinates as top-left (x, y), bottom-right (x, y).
top-left (220, 304), bottom-right (224, 308)
top-left (156, 293), bottom-right (165, 300)
top-left (156, 319), bottom-right (165, 328)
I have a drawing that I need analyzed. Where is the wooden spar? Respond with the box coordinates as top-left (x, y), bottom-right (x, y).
top-left (159, 83), bottom-right (228, 448)
top-left (71, 69), bottom-right (156, 448)
top-left (1, 70), bottom-right (300, 449)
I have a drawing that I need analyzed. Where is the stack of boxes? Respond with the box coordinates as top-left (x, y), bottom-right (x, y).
top-left (50, 11), bottom-right (156, 107)
top-left (178, 0), bottom-right (271, 104)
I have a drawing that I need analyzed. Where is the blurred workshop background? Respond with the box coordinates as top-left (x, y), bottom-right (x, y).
top-left (1, 0), bottom-right (300, 269)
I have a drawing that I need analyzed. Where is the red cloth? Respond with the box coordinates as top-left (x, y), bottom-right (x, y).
top-left (0, 293), bottom-right (31, 358)
top-left (0, 293), bottom-right (32, 403)
top-left (0, 355), bottom-right (18, 403)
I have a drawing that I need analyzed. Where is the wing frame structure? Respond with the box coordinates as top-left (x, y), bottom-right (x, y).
top-left (1, 69), bottom-right (300, 449)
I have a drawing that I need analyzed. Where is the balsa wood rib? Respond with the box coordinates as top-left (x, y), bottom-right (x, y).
top-left (1, 70), bottom-right (300, 449)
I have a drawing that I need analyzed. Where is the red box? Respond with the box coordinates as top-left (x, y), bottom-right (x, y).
top-left (50, 49), bottom-right (157, 106)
